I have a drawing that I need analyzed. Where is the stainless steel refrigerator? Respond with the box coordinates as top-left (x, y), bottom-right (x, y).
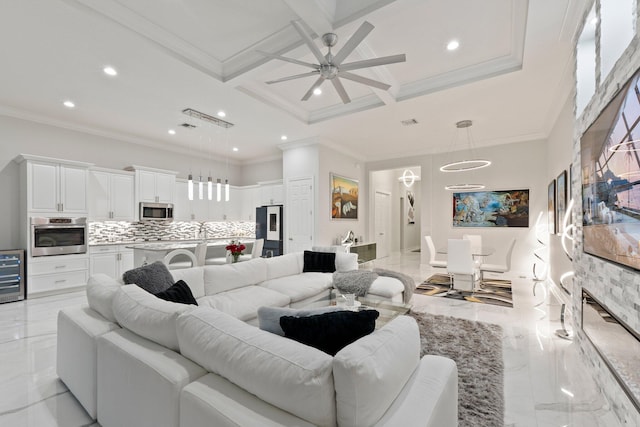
top-left (256, 205), bottom-right (283, 257)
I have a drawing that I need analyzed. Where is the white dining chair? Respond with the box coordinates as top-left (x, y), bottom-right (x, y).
top-left (194, 242), bottom-right (208, 266)
top-left (480, 238), bottom-right (516, 281)
top-left (424, 236), bottom-right (447, 269)
top-left (462, 234), bottom-right (482, 254)
top-left (447, 239), bottom-right (478, 291)
top-left (238, 239), bottom-right (264, 262)
top-left (163, 249), bottom-right (198, 270)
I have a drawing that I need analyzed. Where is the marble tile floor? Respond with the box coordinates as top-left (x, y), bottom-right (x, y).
top-left (0, 251), bottom-right (623, 427)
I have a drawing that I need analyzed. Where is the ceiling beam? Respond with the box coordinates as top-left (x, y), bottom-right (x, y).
top-left (282, 0), bottom-right (334, 37)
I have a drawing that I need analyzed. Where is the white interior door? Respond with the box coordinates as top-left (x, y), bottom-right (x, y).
top-left (286, 177), bottom-right (314, 253)
top-left (375, 191), bottom-right (391, 258)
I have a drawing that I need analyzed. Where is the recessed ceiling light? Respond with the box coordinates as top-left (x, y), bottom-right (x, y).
top-left (232, 147), bottom-right (239, 152)
top-left (281, 135), bottom-right (288, 141)
top-left (103, 66), bottom-right (118, 76)
top-left (63, 100), bottom-right (75, 108)
top-left (313, 87), bottom-right (322, 96)
top-left (168, 129), bottom-right (176, 135)
top-left (217, 111), bottom-right (226, 118)
top-left (446, 40), bottom-right (460, 51)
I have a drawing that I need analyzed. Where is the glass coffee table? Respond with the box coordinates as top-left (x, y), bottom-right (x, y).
top-left (304, 291), bottom-right (412, 329)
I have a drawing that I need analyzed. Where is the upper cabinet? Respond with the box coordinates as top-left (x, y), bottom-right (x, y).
top-left (16, 155), bottom-right (92, 214)
top-left (174, 179), bottom-right (210, 221)
top-left (259, 181), bottom-right (284, 206)
top-left (126, 165), bottom-right (177, 204)
top-left (89, 168), bottom-right (135, 221)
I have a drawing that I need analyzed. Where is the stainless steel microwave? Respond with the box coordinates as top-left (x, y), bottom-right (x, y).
top-left (31, 217), bottom-right (87, 257)
top-left (140, 202), bottom-right (174, 221)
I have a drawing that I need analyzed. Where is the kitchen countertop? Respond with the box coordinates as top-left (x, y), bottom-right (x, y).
top-left (123, 238), bottom-right (255, 251)
top-left (90, 237), bottom-right (254, 247)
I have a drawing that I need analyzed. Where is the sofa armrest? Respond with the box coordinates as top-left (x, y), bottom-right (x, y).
top-left (374, 355), bottom-right (458, 427)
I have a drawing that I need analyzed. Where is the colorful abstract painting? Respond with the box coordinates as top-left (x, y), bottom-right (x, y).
top-left (331, 173), bottom-right (358, 220)
top-left (452, 189), bottom-right (530, 228)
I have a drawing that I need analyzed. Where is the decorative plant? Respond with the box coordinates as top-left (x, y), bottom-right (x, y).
top-left (225, 240), bottom-right (246, 263)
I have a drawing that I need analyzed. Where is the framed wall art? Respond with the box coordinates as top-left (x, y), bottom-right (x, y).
top-left (452, 189), bottom-right (529, 228)
top-left (556, 170), bottom-right (567, 234)
top-left (548, 180), bottom-right (556, 234)
top-left (406, 190), bottom-right (415, 224)
top-left (330, 173), bottom-right (358, 220)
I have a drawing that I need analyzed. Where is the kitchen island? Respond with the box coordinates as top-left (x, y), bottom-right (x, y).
top-left (125, 238), bottom-right (255, 267)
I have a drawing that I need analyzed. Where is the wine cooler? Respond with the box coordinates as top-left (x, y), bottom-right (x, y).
top-left (0, 249), bottom-right (25, 303)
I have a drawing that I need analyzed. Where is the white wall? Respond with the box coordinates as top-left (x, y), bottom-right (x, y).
top-left (239, 158), bottom-right (282, 186)
top-left (368, 139), bottom-right (547, 276)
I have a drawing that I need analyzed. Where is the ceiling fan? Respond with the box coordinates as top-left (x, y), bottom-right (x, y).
top-left (259, 21), bottom-right (406, 104)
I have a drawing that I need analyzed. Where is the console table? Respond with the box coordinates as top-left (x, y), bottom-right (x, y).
top-left (349, 242), bottom-right (376, 264)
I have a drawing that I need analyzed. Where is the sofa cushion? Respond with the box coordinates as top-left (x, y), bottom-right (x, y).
top-left (259, 272), bottom-right (333, 303)
top-left (203, 258), bottom-right (267, 295)
top-left (86, 274), bottom-right (122, 323)
top-left (332, 315), bottom-right (421, 427)
top-left (112, 284), bottom-right (194, 351)
top-left (177, 307), bottom-right (337, 427)
top-left (303, 251), bottom-right (336, 273)
top-left (265, 253), bottom-right (302, 280)
top-left (197, 286), bottom-right (290, 321)
top-left (369, 276), bottom-right (405, 299)
top-left (155, 280), bottom-right (198, 305)
top-left (122, 261), bottom-right (174, 294)
top-left (335, 252), bottom-right (359, 272)
top-left (280, 310), bottom-right (379, 356)
top-left (257, 305), bottom-right (345, 336)
top-left (171, 266), bottom-right (205, 299)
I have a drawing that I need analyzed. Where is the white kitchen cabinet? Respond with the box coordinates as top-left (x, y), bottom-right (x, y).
top-left (127, 165), bottom-right (177, 204)
top-left (28, 254), bottom-right (89, 295)
top-left (90, 245), bottom-right (134, 279)
top-left (259, 182), bottom-right (284, 206)
top-left (240, 186), bottom-right (259, 220)
top-left (89, 169), bottom-right (135, 221)
top-left (18, 156), bottom-right (91, 214)
top-left (174, 179), bottom-right (209, 221)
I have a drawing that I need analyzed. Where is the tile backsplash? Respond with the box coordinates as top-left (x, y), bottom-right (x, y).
top-left (89, 220), bottom-right (256, 244)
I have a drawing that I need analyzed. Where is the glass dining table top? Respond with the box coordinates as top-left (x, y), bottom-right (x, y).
top-left (437, 246), bottom-right (495, 257)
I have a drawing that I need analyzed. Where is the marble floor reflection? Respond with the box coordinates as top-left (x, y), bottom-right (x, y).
top-left (0, 251), bottom-right (622, 426)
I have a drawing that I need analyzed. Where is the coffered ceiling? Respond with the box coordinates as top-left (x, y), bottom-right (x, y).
top-left (0, 0), bottom-right (586, 163)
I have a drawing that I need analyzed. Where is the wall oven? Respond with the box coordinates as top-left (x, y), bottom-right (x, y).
top-left (31, 217), bottom-right (87, 257)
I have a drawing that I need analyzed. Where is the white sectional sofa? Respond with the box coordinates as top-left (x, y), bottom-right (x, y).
top-left (57, 252), bottom-right (458, 426)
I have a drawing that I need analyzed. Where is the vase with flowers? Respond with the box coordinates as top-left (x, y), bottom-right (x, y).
top-left (225, 240), bottom-right (246, 263)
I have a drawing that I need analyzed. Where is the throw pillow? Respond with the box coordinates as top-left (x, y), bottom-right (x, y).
top-left (303, 250), bottom-right (336, 273)
top-left (257, 305), bottom-right (345, 336)
top-left (122, 261), bottom-right (174, 294)
top-left (280, 310), bottom-right (379, 356)
top-left (154, 280), bottom-right (198, 305)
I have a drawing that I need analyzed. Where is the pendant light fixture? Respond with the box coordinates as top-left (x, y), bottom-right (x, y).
top-left (216, 179), bottom-right (222, 202)
top-left (188, 174), bottom-right (194, 200)
top-left (441, 120), bottom-right (490, 191)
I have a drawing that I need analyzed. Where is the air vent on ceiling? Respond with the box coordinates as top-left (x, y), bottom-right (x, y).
top-left (180, 123), bottom-right (197, 129)
top-left (182, 108), bottom-right (234, 128)
top-left (401, 118), bottom-right (419, 126)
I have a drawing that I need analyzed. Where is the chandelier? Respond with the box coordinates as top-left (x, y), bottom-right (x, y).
top-left (441, 120), bottom-right (491, 191)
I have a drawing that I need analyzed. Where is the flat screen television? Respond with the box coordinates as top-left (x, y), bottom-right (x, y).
top-left (581, 67), bottom-right (640, 270)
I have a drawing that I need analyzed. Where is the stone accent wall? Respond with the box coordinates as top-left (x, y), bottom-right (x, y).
top-left (571, 1), bottom-right (640, 423)
top-left (89, 220), bottom-right (256, 244)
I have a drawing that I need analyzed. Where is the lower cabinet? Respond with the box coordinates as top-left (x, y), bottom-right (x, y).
top-left (28, 255), bottom-right (89, 295)
top-left (90, 245), bottom-right (134, 279)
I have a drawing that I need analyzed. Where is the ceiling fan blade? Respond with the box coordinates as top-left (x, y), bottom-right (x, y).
top-left (331, 77), bottom-right (351, 104)
top-left (339, 54), bottom-right (406, 71)
top-left (291, 20), bottom-right (329, 66)
top-left (332, 21), bottom-right (374, 65)
top-left (257, 51), bottom-right (319, 69)
top-left (339, 71), bottom-right (391, 91)
top-left (266, 71), bottom-right (319, 84)
top-left (302, 76), bottom-right (326, 100)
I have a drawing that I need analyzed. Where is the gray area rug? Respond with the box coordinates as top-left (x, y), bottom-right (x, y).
top-left (409, 311), bottom-right (504, 427)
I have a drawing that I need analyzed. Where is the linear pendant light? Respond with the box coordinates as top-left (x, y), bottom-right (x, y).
top-left (187, 174), bottom-right (194, 201)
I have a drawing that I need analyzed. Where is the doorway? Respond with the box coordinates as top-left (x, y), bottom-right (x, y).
top-left (374, 191), bottom-right (391, 258)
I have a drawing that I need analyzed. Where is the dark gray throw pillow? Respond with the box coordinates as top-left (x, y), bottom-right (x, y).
top-left (303, 250), bottom-right (336, 273)
top-left (280, 309), bottom-right (379, 356)
top-left (154, 280), bottom-right (198, 305)
top-left (122, 261), bottom-right (174, 294)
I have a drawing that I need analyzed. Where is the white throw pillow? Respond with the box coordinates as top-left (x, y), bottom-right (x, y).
top-left (335, 252), bottom-right (358, 272)
top-left (265, 253), bottom-right (302, 280)
top-left (86, 274), bottom-right (122, 323)
top-left (203, 258), bottom-right (267, 295)
top-left (177, 307), bottom-right (336, 427)
top-left (333, 315), bottom-right (420, 427)
top-left (112, 285), bottom-right (193, 351)
top-left (171, 266), bottom-right (205, 299)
